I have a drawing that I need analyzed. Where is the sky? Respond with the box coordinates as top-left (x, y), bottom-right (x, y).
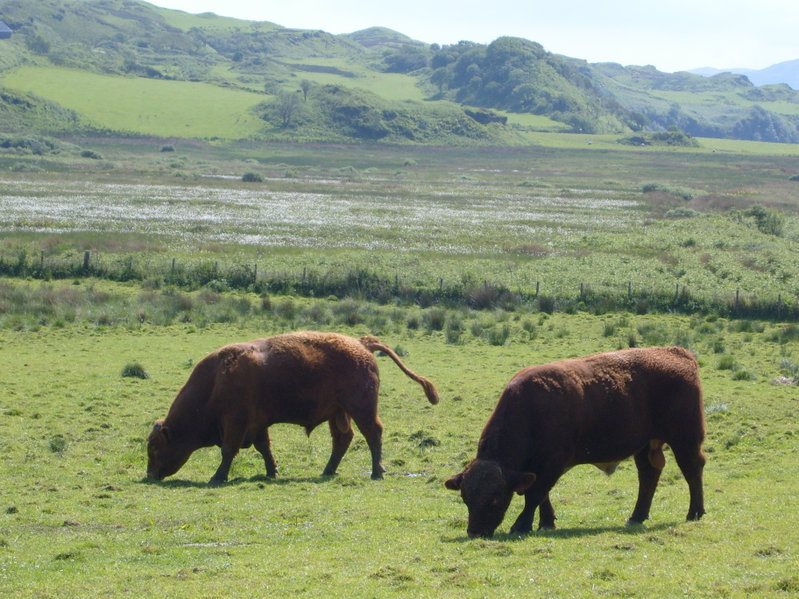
top-left (148, 0), bottom-right (799, 73)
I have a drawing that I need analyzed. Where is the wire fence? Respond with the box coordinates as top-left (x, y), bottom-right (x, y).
top-left (1, 250), bottom-right (797, 321)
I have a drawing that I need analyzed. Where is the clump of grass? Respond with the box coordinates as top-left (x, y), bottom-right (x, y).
top-left (332, 298), bottom-right (364, 326)
top-left (48, 435), bottom-right (67, 454)
top-left (717, 355), bottom-right (737, 371)
top-left (392, 345), bottom-right (408, 357)
top-left (485, 324), bottom-right (510, 346)
top-left (538, 295), bottom-right (555, 314)
top-left (422, 307), bottom-right (447, 332)
top-left (121, 362), bottom-right (149, 379)
top-left (732, 369), bottom-right (756, 381)
top-left (445, 315), bottom-right (463, 344)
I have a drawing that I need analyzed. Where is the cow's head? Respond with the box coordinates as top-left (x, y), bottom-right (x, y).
top-left (445, 459), bottom-right (536, 538)
top-left (146, 419), bottom-right (192, 480)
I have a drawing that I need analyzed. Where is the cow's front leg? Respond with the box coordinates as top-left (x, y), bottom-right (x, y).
top-left (209, 420), bottom-right (245, 485)
top-left (509, 493), bottom-right (537, 534)
top-left (510, 474), bottom-right (559, 534)
top-left (209, 446), bottom-right (238, 485)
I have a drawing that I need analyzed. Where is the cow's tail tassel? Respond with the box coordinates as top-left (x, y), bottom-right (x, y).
top-left (359, 336), bottom-right (440, 405)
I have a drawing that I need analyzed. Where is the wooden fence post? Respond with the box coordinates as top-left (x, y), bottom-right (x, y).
top-left (83, 250), bottom-right (91, 272)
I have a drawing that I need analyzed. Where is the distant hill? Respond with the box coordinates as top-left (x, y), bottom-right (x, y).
top-left (2, 0), bottom-right (799, 143)
top-left (691, 59), bottom-right (799, 90)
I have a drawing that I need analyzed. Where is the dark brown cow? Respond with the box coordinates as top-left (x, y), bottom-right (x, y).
top-left (445, 347), bottom-right (706, 537)
top-left (147, 332), bottom-right (439, 484)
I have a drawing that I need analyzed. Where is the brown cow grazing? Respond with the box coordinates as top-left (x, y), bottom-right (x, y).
top-left (147, 332), bottom-right (439, 484)
top-left (445, 347), bottom-right (706, 538)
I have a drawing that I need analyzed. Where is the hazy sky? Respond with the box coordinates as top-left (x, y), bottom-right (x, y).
top-left (149, 0), bottom-right (798, 73)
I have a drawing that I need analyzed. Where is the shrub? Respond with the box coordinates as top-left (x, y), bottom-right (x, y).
top-left (538, 295), bottom-right (555, 314)
top-left (121, 362), bottom-right (149, 379)
top-left (732, 369), bottom-right (756, 381)
top-left (717, 355), bottom-right (736, 371)
top-left (422, 307), bottom-right (447, 332)
top-left (242, 172), bottom-right (263, 183)
top-left (445, 315), bottom-right (463, 344)
top-left (332, 298), bottom-right (364, 325)
top-left (160, 145), bottom-right (175, 152)
top-left (485, 324), bottom-right (510, 346)
top-left (80, 150), bottom-right (102, 160)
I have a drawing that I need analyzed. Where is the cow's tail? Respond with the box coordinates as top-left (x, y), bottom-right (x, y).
top-left (359, 336), bottom-right (439, 405)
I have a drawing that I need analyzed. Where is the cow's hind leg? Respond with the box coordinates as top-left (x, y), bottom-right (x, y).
top-left (671, 442), bottom-right (706, 521)
top-left (253, 428), bottom-right (278, 478)
top-left (322, 412), bottom-right (354, 477)
top-left (628, 445), bottom-right (664, 525)
top-left (538, 494), bottom-right (557, 530)
top-left (349, 409), bottom-right (385, 480)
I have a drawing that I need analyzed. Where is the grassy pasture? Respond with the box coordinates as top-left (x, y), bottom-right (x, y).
top-left (1, 140), bottom-right (798, 311)
top-left (1, 67), bottom-right (266, 139)
top-left (284, 58), bottom-right (428, 102)
top-left (0, 139), bottom-right (798, 596)
top-left (0, 292), bottom-right (797, 597)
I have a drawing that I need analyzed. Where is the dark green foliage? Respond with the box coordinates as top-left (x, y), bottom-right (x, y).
top-left (80, 149), bottom-right (102, 159)
top-left (619, 129), bottom-right (698, 147)
top-left (121, 362), bottom-right (149, 379)
top-left (241, 172), bottom-right (263, 182)
top-left (744, 205), bottom-right (784, 236)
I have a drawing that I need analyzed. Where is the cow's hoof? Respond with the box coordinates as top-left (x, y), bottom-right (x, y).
top-left (510, 524), bottom-right (533, 535)
top-left (626, 518), bottom-right (646, 527)
top-left (538, 523), bottom-right (556, 531)
top-left (208, 477), bottom-right (227, 486)
top-left (371, 472), bottom-right (384, 480)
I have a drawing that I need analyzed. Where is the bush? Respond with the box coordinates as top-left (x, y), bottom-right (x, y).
top-left (538, 295), bottom-right (555, 314)
top-left (717, 355), bottom-right (736, 371)
top-left (121, 362), bottom-right (149, 379)
top-left (445, 315), bottom-right (463, 344)
top-left (732, 369), bottom-right (756, 381)
top-left (242, 172), bottom-right (263, 183)
top-left (80, 150), bottom-right (102, 160)
top-left (332, 298), bottom-right (364, 325)
top-left (422, 307), bottom-right (447, 332)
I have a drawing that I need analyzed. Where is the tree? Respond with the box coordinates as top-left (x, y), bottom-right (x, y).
top-left (276, 91), bottom-right (302, 128)
top-left (299, 80), bottom-right (312, 102)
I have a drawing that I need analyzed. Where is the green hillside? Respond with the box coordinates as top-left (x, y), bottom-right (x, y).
top-left (1, 0), bottom-right (798, 143)
top-left (3, 66), bottom-right (265, 138)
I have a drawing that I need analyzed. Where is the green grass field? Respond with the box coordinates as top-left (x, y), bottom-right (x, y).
top-left (0, 286), bottom-right (797, 597)
top-left (2, 67), bottom-right (266, 139)
top-left (1, 138), bottom-right (798, 597)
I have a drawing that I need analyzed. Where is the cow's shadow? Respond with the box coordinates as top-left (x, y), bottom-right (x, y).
top-left (443, 520), bottom-right (679, 543)
top-left (138, 474), bottom-right (345, 488)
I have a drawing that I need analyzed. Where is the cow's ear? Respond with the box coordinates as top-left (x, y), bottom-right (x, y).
top-left (506, 470), bottom-right (536, 495)
top-left (153, 420), bottom-right (169, 442)
top-left (444, 473), bottom-right (464, 491)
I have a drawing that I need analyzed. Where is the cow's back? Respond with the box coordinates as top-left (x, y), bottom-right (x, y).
top-left (209, 332), bottom-right (379, 427)
top-left (480, 347), bottom-right (704, 466)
